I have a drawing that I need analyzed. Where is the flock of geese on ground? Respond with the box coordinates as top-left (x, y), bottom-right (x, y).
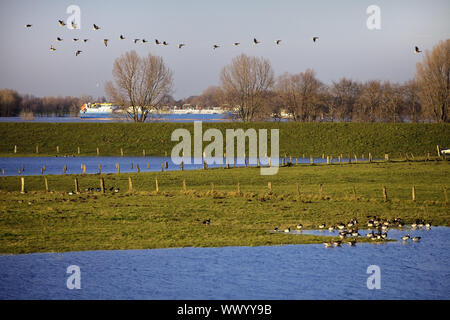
top-left (23, 22), bottom-right (424, 56)
top-left (273, 217), bottom-right (431, 248)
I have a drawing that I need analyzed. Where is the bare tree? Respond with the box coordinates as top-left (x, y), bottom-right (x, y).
top-left (354, 80), bottom-right (383, 122)
top-left (379, 81), bottom-right (404, 122)
top-left (402, 79), bottom-right (422, 122)
top-left (220, 54), bottom-right (274, 122)
top-left (329, 78), bottom-right (362, 121)
top-left (276, 69), bottom-right (324, 122)
top-left (105, 50), bottom-right (174, 122)
top-left (192, 86), bottom-right (224, 109)
top-left (416, 39), bottom-right (449, 122)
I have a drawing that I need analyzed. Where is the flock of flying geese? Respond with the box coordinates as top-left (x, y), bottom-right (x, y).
top-left (24, 22), bottom-right (424, 56)
top-left (273, 216), bottom-right (430, 248)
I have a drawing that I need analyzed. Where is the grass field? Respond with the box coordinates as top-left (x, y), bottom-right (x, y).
top-left (0, 122), bottom-right (449, 157)
top-left (0, 160), bottom-right (448, 254)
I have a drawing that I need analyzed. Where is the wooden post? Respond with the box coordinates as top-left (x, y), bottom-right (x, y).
top-left (63, 165), bottom-right (67, 174)
top-left (147, 162), bottom-right (150, 169)
top-left (437, 145), bottom-right (441, 158)
top-left (120, 148), bottom-right (124, 157)
top-left (2, 168), bottom-right (4, 176)
top-left (100, 177), bottom-right (105, 194)
top-left (35, 144), bottom-right (39, 154)
top-left (128, 177), bottom-right (133, 193)
top-left (203, 161), bottom-right (207, 170)
top-left (143, 149), bottom-right (146, 157)
top-left (412, 185), bottom-right (416, 201)
top-left (40, 167), bottom-right (43, 175)
top-left (165, 161), bottom-right (168, 169)
top-left (161, 163), bottom-right (164, 172)
top-left (183, 179), bottom-right (187, 192)
top-left (20, 177), bottom-right (25, 194)
top-left (268, 157), bottom-right (271, 167)
top-left (96, 147), bottom-right (99, 156)
top-left (77, 146), bottom-right (80, 155)
top-left (369, 152), bottom-right (372, 163)
top-left (155, 178), bottom-right (159, 193)
top-left (136, 164), bottom-right (140, 173)
top-left (180, 161), bottom-right (184, 171)
top-left (98, 164), bottom-right (102, 174)
top-left (116, 163), bottom-right (120, 174)
top-left (310, 155), bottom-right (313, 165)
top-left (268, 182), bottom-right (272, 193)
top-left (382, 186), bottom-right (388, 202)
top-left (74, 178), bottom-right (79, 194)
top-left (354, 154), bottom-right (358, 163)
top-left (44, 177), bottom-right (49, 192)
top-left (82, 164), bottom-right (86, 175)
top-left (56, 146), bottom-right (59, 153)
top-left (14, 145), bottom-right (17, 154)
top-left (385, 154), bottom-right (390, 162)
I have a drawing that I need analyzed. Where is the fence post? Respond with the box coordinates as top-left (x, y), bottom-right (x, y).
top-left (383, 186), bottom-right (388, 202)
top-left (74, 178), bottom-right (79, 194)
top-left (121, 148), bottom-right (124, 157)
top-left (128, 176), bottom-right (133, 193)
top-left (14, 145), bottom-right (17, 154)
top-left (237, 182), bottom-right (241, 194)
top-left (268, 182), bottom-right (272, 194)
top-left (100, 177), bottom-right (105, 194)
top-left (56, 146), bottom-right (59, 154)
top-left (20, 177), bottom-right (25, 194)
top-left (44, 177), bottom-right (49, 192)
top-left (77, 146), bottom-right (80, 155)
top-left (116, 163), bottom-right (120, 174)
top-left (136, 164), bottom-right (140, 173)
top-left (183, 179), bottom-right (187, 192)
top-left (36, 144), bottom-right (39, 154)
top-left (180, 161), bottom-right (184, 171)
top-left (98, 164), bottom-right (102, 174)
top-left (155, 178), bottom-right (159, 193)
top-left (143, 149), bottom-right (146, 157)
top-left (96, 147), bottom-right (99, 156)
top-left (412, 185), bottom-right (416, 201)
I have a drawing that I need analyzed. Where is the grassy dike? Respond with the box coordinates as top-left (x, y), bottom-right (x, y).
top-left (0, 161), bottom-right (449, 254)
top-left (0, 122), bottom-right (449, 157)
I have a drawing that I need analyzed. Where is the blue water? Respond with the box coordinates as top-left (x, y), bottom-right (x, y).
top-left (0, 227), bottom-right (449, 299)
top-left (0, 156), bottom-right (366, 176)
top-left (0, 114), bottom-right (231, 123)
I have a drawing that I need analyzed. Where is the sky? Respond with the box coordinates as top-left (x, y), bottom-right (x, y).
top-left (0, 0), bottom-right (449, 100)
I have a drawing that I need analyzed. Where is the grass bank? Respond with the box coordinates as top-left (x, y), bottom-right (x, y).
top-left (0, 161), bottom-right (448, 254)
top-left (0, 122), bottom-right (448, 157)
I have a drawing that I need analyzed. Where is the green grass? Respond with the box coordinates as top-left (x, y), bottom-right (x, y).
top-left (0, 122), bottom-right (449, 157)
top-left (0, 161), bottom-right (448, 254)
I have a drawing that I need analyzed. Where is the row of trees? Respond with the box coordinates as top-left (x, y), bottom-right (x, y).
top-left (0, 90), bottom-right (106, 117)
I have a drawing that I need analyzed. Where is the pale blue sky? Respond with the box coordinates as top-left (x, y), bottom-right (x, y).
top-left (0, 0), bottom-right (448, 99)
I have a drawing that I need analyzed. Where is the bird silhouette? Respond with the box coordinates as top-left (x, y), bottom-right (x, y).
top-left (178, 43), bottom-right (185, 49)
top-left (162, 41), bottom-right (168, 46)
top-left (213, 44), bottom-right (220, 49)
top-left (71, 21), bottom-right (77, 29)
top-left (120, 35), bottom-right (125, 40)
top-left (93, 24), bottom-right (100, 31)
top-left (414, 46), bottom-right (422, 53)
top-left (25, 24), bottom-right (32, 28)
top-left (58, 20), bottom-right (66, 27)
top-left (253, 38), bottom-right (260, 44)
top-left (233, 42), bottom-right (240, 46)
top-left (104, 39), bottom-right (109, 47)
top-left (142, 39), bottom-right (148, 43)
top-left (75, 50), bottom-right (82, 56)
top-left (275, 39), bottom-right (282, 45)
top-left (134, 39), bottom-right (140, 44)
top-left (50, 45), bottom-right (56, 52)
top-left (56, 37), bottom-right (63, 42)
top-left (155, 39), bottom-right (160, 45)
top-left (83, 39), bottom-right (88, 43)
top-left (72, 38), bottom-right (79, 42)
top-left (312, 37), bottom-right (319, 42)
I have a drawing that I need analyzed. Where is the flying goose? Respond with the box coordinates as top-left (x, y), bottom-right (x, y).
top-left (233, 42), bottom-right (240, 46)
top-left (134, 39), bottom-right (140, 44)
top-left (93, 24), bottom-right (100, 31)
top-left (104, 39), bottom-right (109, 47)
top-left (142, 39), bottom-right (148, 43)
top-left (162, 41), bottom-right (168, 46)
top-left (178, 43), bottom-right (185, 49)
top-left (312, 37), bottom-right (319, 42)
top-left (275, 40), bottom-right (281, 45)
top-left (120, 35), bottom-right (125, 40)
top-left (49, 45), bottom-right (56, 52)
top-left (83, 39), bottom-right (88, 43)
top-left (75, 50), bottom-right (82, 56)
top-left (72, 38), bottom-right (79, 42)
top-left (58, 20), bottom-right (66, 27)
top-left (253, 38), bottom-right (260, 45)
top-left (414, 46), bottom-right (421, 53)
top-left (213, 44), bottom-right (220, 49)
top-left (71, 21), bottom-right (77, 29)
top-left (155, 39), bottom-right (160, 45)
top-left (25, 24), bottom-right (32, 28)
top-left (56, 37), bottom-right (63, 42)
